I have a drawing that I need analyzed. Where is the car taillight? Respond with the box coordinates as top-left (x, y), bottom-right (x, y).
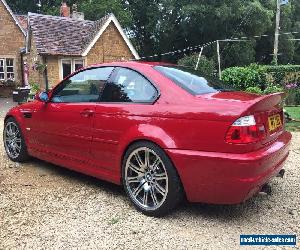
top-left (225, 115), bottom-right (266, 144)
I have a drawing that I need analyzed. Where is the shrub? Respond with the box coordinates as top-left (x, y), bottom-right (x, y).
top-left (221, 64), bottom-right (300, 103)
top-left (245, 86), bottom-right (263, 94)
top-left (178, 54), bottom-right (215, 76)
top-left (285, 82), bottom-right (300, 105)
top-left (29, 82), bottom-right (41, 94)
top-left (263, 84), bottom-right (284, 94)
top-left (263, 65), bottom-right (300, 86)
top-left (221, 64), bottom-right (265, 90)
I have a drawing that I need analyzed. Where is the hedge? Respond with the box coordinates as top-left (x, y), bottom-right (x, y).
top-left (221, 64), bottom-right (300, 105)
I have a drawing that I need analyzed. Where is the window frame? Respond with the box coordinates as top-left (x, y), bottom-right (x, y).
top-left (6, 58), bottom-right (15, 81)
top-left (59, 58), bottom-right (86, 81)
top-left (0, 59), bottom-right (5, 81)
top-left (99, 66), bottom-right (160, 105)
top-left (0, 57), bottom-right (15, 82)
top-left (50, 66), bottom-right (115, 103)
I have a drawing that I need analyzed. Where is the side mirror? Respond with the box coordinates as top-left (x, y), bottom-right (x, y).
top-left (36, 91), bottom-right (49, 103)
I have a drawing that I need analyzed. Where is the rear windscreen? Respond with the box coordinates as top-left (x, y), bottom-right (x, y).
top-left (154, 65), bottom-right (229, 95)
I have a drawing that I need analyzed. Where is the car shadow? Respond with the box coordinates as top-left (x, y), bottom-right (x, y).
top-left (27, 158), bottom-right (272, 220)
top-left (29, 158), bottom-right (125, 196)
top-left (170, 192), bottom-right (274, 222)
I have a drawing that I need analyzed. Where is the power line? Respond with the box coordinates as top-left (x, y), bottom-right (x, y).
top-left (134, 31), bottom-right (298, 61)
top-left (136, 40), bottom-right (217, 60)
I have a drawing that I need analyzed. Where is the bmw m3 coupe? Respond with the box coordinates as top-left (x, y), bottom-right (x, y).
top-left (3, 62), bottom-right (291, 216)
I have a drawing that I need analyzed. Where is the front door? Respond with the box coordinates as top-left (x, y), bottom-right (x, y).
top-left (27, 66), bottom-right (115, 162)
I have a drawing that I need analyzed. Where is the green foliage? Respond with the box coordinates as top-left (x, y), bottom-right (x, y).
top-left (222, 64), bottom-right (300, 91)
top-left (221, 64), bottom-right (265, 90)
top-left (245, 86), bottom-right (263, 94)
top-left (178, 54), bottom-right (215, 76)
top-left (222, 64), bottom-right (300, 103)
top-left (8, 0), bottom-right (300, 66)
top-left (284, 107), bottom-right (300, 132)
top-left (79, 0), bottom-right (133, 27)
top-left (285, 88), bottom-right (300, 105)
top-left (29, 82), bottom-right (41, 94)
top-left (263, 84), bottom-right (284, 94)
top-left (262, 65), bottom-right (300, 86)
top-left (221, 41), bottom-right (256, 68)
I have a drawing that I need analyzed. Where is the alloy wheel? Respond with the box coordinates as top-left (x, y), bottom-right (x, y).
top-left (4, 122), bottom-right (22, 159)
top-left (124, 147), bottom-right (169, 211)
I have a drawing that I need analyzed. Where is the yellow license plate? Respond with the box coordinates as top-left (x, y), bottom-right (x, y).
top-left (268, 114), bottom-right (282, 131)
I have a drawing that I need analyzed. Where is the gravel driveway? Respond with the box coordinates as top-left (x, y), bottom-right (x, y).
top-left (0, 98), bottom-right (299, 249)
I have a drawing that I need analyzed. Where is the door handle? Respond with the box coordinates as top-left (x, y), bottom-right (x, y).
top-left (80, 109), bottom-right (95, 118)
top-left (23, 112), bottom-right (32, 118)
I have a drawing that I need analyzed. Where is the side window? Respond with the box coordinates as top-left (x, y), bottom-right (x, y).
top-left (52, 67), bottom-right (114, 103)
top-left (101, 68), bottom-right (157, 103)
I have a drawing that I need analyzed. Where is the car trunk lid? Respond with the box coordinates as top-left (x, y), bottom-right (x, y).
top-left (199, 91), bottom-right (285, 145)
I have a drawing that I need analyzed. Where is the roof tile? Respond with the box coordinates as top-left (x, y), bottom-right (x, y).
top-left (28, 12), bottom-right (111, 56)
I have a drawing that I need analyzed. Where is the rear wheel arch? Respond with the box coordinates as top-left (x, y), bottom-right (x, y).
top-left (121, 139), bottom-right (171, 172)
top-left (120, 139), bottom-right (186, 195)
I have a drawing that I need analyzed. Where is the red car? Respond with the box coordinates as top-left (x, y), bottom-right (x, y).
top-left (3, 62), bottom-right (291, 216)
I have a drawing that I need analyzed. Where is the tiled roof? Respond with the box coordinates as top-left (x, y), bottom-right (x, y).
top-left (28, 12), bottom-right (111, 56)
top-left (15, 15), bottom-right (28, 31)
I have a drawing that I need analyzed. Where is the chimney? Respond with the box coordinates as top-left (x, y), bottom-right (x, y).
top-left (60, 2), bottom-right (70, 17)
top-left (71, 4), bottom-right (85, 20)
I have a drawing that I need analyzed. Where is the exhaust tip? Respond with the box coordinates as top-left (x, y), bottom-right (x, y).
top-left (259, 183), bottom-right (272, 195)
top-left (276, 169), bottom-right (285, 178)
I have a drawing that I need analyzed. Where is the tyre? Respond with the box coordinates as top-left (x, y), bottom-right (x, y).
top-left (122, 141), bottom-right (183, 217)
top-left (3, 117), bottom-right (30, 162)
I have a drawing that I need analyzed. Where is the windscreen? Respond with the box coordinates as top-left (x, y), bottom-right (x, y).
top-left (154, 65), bottom-right (229, 95)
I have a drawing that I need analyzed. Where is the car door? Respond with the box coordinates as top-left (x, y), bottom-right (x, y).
top-left (91, 67), bottom-right (159, 173)
top-left (27, 66), bottom-right (114, 162)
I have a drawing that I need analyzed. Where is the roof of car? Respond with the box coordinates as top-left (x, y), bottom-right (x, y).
top-left (86, 61), bottom-right (175, 69)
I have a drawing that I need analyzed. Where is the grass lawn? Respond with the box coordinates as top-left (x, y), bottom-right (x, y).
top-left (285, 106), bottom-right (300, 132)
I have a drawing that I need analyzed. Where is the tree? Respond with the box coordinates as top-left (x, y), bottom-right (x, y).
top-left (8, 0), bottom-right (38, 13)
top-left (8, 0), bottom-right (300, 66)
top-left (79, 0), bottom-right (132, 27)
top-left (178, 54), bottom-right (215, 76)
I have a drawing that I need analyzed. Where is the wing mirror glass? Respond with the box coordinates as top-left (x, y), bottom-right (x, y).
top-left (36, 91), bottom-right (49, 102)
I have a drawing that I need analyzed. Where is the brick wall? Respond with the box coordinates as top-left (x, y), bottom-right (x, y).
top-left (0, 1), bottom-right (25, 86)
top-left (46, 56), bottom-right (60, 88)
top-left (25, 22), bottom-right (136, 89)
top-left (86, 23), bottom-right (134, 65)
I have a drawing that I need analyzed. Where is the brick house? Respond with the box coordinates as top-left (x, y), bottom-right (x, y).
top-left (25, 8), bottom-right (140, 89)
top-left (0, 0), bottom-right (26, 93)
top-left (1, 0), bottom-right (139, 92)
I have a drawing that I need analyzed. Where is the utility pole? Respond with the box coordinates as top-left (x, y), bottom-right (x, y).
top-left (273, 0), bottom-right (281, 65)
top-left (217, 41), bottom-right (221, 79)
top-left (195, 47), bottom-right (204, 70)
top-left (37, 0), bottom-right (41, 12)
top-left (216, 39), bottom-right (249, 79)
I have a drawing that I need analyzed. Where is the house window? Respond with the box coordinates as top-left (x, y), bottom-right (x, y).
top-left (6, 59), bottom-right (15, 80)
top-left (61, 59), bottom-right (85, 80)
top-left (0, 58), bottom-right (15, 81)
top-left (0, 59), bottom-right (4, 80)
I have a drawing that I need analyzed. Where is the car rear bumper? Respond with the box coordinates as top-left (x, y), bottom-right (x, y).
top-left (166, 131), bottom-right (292, 204)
